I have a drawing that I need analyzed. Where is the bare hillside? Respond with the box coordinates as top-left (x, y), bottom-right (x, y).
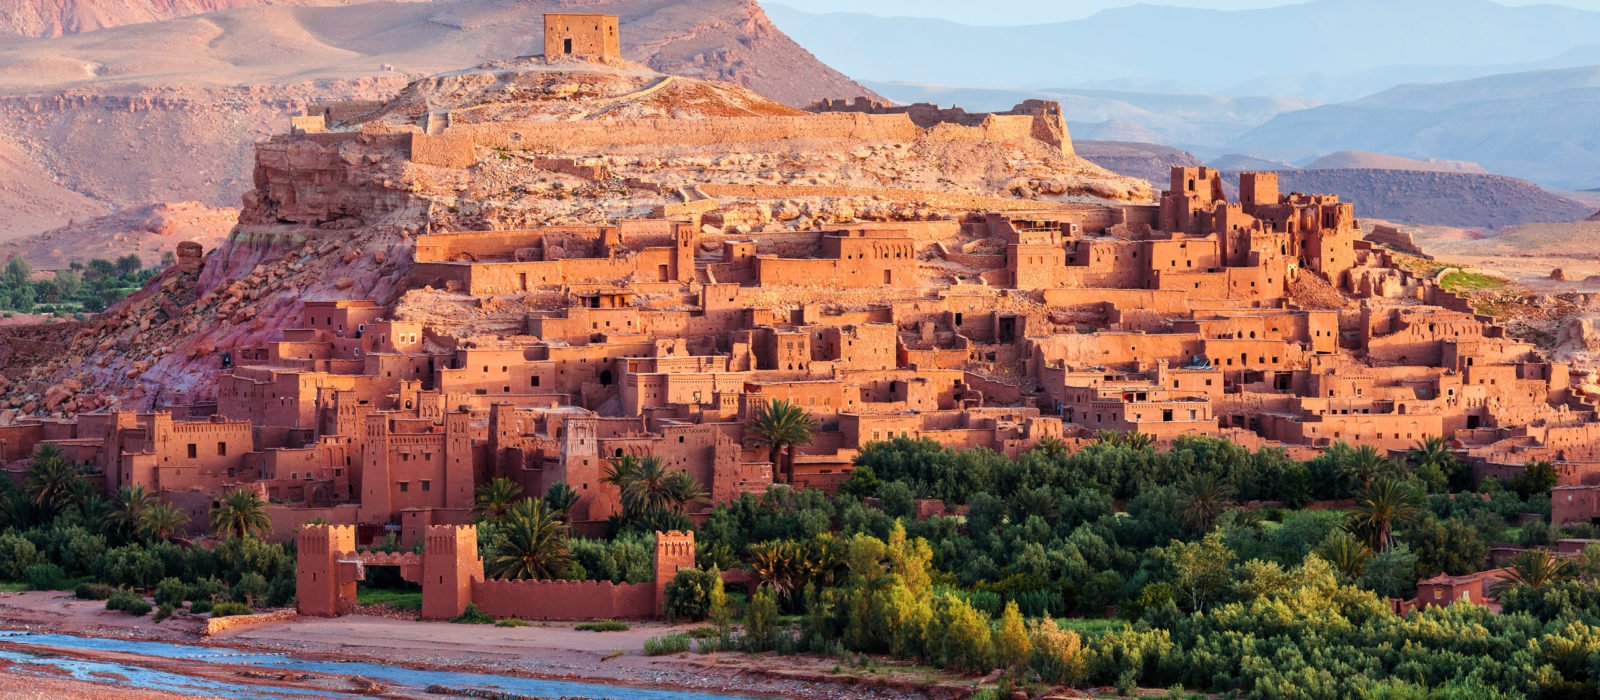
top-left (0, 0), bottom-right (365, 37)
top-left (0, 202), bottom-right (236, 269)
top-left (0, 0), bottom-right (878, 241)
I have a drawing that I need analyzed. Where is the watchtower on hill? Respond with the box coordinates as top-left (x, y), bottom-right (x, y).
top-left (544, 13), bottom-right (621, 60)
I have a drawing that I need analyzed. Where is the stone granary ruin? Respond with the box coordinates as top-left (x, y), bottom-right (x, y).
top-left (5, 15), bottom-right (1600, 563)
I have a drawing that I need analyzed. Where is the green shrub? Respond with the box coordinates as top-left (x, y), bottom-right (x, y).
top-left (154, 604), bottom-right (174, 623)
top-left (209, 602), bottom-right (252, 618)
top-left (106, 589), bottom-right (151, 616)
top-left (74, 582), bottom-right (113, 600)
top-left (0, 533), bottom-right (40, 580)
top-left (495, 619), bottom-right (531, 628)
top-left (451, 603), bottom-right (493, 624)
top-left (23, 562), bottom-right (65, 590)
top-left (154, 578), bottom-right (187, 607)
top-left (575, 620), bottom-right (630, 632)
top-left (642, 633), bottom-right (691, 656)
top-left (662, 568), bottom-right (722, 622)
top-left (190, 600), bottom-right (213, 614)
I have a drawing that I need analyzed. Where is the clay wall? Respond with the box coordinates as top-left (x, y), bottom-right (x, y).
top-left (1554, 485), bottom-right (1600, 525)
top-left (473, 578), bottom-right (655, 619)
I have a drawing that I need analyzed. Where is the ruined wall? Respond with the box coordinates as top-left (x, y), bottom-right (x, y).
top-left (410, 111), bottom-right (1075, 168)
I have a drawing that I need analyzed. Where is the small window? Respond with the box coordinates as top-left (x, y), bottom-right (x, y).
top-left (187, 444), bottom-right (197, 459)
top-left (399, 482), bottom-right (410, 493)
top-left (217, 442), bottom-right (227, 456)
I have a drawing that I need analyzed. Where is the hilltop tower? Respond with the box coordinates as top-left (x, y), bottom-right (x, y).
top-left (544, 14), bottom-right (621, 60)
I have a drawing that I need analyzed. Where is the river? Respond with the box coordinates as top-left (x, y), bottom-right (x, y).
top-left (0, 630), bottom-right (759, 699)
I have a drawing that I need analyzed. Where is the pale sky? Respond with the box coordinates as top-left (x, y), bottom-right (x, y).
top-left (767, 0), bottom-right (1600, 26)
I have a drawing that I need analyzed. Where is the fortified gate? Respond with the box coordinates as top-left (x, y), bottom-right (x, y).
top-left (296, 524), bottom-right (695, 620)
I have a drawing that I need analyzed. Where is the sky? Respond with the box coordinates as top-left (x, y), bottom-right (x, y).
top-left (767, 0), bottom-right (1600, 26)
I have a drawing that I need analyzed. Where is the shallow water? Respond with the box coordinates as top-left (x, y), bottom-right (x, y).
top-left (0, 630), bottom-right (758, 699)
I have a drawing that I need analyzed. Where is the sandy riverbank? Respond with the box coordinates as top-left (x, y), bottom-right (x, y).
top-left (0, 590), bottom-right (974, 699)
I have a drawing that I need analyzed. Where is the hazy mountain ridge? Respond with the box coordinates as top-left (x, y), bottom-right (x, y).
top-left (767, 0), bottom-right (1600, 101)
top-left (1231, 65), bottom-right (1600, 189)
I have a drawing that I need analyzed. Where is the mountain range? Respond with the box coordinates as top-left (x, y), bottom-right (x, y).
top-left (766, 0), bottom-right (1600, 101)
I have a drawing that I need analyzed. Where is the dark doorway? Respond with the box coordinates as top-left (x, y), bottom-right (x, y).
top-left (599, 369), bottom-right (614, 386)
top-left (563, 38), bottom-right (573, 54)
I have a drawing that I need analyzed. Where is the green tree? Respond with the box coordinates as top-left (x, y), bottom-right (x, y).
top-left (1347, 478), bottom-right (1422, 552)
top-left (24, 444), bottom-right (83, 515)
top-left (1359, 542), bottom-right (1419, 599)
top-left (486, 498), bottom-right (572, 580)
top-left (3, 257), bottom-right (30, 286)
top-left (1493, 549), bottom-right (1572, 595)
top-left (115, 254), bottom-right (143, 276)
top-left (210, 487), bottom-right (270, 540)
top-left (0, 533), bottom-right (40, 580)
top-left (744, 588), bottom-right (780, 652)
top-left (747, 399), bottom-right (815, 484)
top-left (543, 481), bottom-right (577, 516)
top-left (1028, 617), bottom-right (1086, 685)
top-left (1177, 472), bottom-right (1234, 533)
top-left (1317, 529), bottom-right (1374, 581)
top-left (931, 594), bottom-right (993, 673)
top-left (1407, 435), bottom-right (1468, 492)
top-left (1408, 517), bottom-right (1488, 577)
top-left (1509, 460), bottom-right (1559, 500)
top-left (473, 477), bottom-right (523, 521)
top-left (114, 485), bottom-right (155, 539)
top-left (137, 501), bottom-right (189, 542)
top-left (994, 600), bottom-right (1031, 671)
top-left (1167, 531), bottom-right (1235, 612)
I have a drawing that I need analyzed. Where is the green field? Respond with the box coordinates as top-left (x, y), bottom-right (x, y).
top-left (357, 587), bottom-right (421, 611)
top-left (1438, 269), bottom-right (1506, 292)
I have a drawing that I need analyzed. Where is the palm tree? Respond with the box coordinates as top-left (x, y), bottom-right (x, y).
top-left (24, 444), bottom-right (82, 514)
top-left (1493, 549), bottom-right (1572, 596)
top-left (1407, 435), bottom-right (1462, 490)
top-left (747, 399), bottom-right (814, 484)
top-left (662, 470), bottom-right (708, 514)
top-left (543, 481), bottom-right (578, 517)
top-left (473, 478), bottom-right (523, 521)
top-left (1032, 437), bottom-right (1071, 460)
top-left (1092, 430), bottom-right (1154, 451)
top-left (138, 501), bottom-right (189, 542)
top-left (1343, 444), bottom-right (1393, 490)
top-left (486, 498), bottom-right (572, 580)
top-left (1177, 473), bottom-right (1235, 533)
top-left (748, 540), bottom-right (800, 601)
top-left (1347, 478), bottom-right (1422, 552)
top-left (210, 487), bottom-right (270, 540)
top-left (114, 485), bottom-right (155, 537)
top-left (1318, 530), bottom-right (1374, 581)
